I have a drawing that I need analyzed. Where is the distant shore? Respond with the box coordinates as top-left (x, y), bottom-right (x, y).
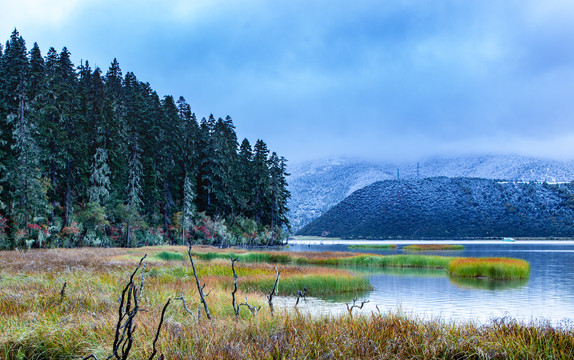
top-left (289, 235), bottom-right (574, 246)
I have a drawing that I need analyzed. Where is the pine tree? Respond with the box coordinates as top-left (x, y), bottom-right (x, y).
top-left (252, 139), bottom-right (271, 225)
top-left (237, 138), bottom-right (254, 217)
top-left (88, 147), bottom-right (111, 205)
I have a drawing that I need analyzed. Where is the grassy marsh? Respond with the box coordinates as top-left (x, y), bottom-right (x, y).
top-left (347, 244), bottom-right (398, 249)
top-left (402, 244), bottom-right (465, 251)
top-left (448, 257), bottom-right (531, 280)
top-left (0, 246), bottom-right (564, 359)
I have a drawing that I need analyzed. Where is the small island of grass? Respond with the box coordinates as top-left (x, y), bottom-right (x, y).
top-left (402, 244), bottom-right (465, 251)
top-left (347, 244), bottom-right (398, 249)
top-left (448, 257), bottom-right (530, 280)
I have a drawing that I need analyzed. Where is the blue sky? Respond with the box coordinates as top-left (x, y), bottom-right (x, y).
top-left (2, 0), bottom-right (574, 163)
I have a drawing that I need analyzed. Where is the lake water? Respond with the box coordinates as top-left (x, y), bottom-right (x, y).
top-left (279, 240), bottom-right (574, 325)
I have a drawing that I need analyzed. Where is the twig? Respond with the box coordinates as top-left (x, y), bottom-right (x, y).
top-left (239, 297), bottom-right (261, 317)
top-left (231, 257), bottom-right (240, 318)
top-left (187, 244), bottom-right (212, 320)
top-left (294, 287), bottom-right (307, 307)
top-left (148, 298), bottom-right (171, 360)
top-left (267, 267), bottom-right (281, 316)
top-left (346, 296), bottom-right (369, 317)
top-left (60, 281), bottom-right (67, 302)
top-left (174, 296), bottom-right (194, 315)
top-left (139, 264), bottom-right (146, 299)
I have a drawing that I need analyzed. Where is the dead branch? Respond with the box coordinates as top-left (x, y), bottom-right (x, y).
top-left (174, 295), bottom-right (194, 315)
top-left (60, 281), bottom-right (67, 302)
top-left (187, 244), bottom-right (212, 320)
top-left (148, 298), bottom-right (171, 360)
top-left (239, 296), bottom-right (261, 317)
top-left (346, 296), bottom-right (369, 317)
top-left (139, 263), bottom-right (146, 299)
top-left (294, 287), bottom-right (307, 307)
top-left (230, 257), bottom-right (240, 318)
top-left (266, 267), bottom-right (281, 316)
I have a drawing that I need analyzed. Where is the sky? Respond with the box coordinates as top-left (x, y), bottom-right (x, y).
top-left (2, 0), bottom-right (574, 164)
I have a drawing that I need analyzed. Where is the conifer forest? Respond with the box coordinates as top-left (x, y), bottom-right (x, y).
top-left (0, 30), bottom-right (290, 250)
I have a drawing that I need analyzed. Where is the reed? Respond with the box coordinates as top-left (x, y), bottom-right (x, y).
top-left (402, 244), bottom-right (465, 251)
top-left (448, 257), bottom-right (530, 280)
top-left (296, 254), bottom-right (455, 268)
top-left (347, 244), bottom-right (397, 249)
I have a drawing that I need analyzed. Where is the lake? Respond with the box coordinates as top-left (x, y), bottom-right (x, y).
top-left (279, 240), bottom-right (574, 325)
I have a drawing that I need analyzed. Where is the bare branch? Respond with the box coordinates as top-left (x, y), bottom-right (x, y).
top-left (294, 287), bottom-right (307, 308)
top-left (187, 244), bottom-right (212, 320)
top-left (149, 298), bottom-right (171, 360)
top-left (139, 264), bottom-right (146, 299)
top-left (174, 296), bottom-right (194, 315)
top-left (266, 268), bottom-right (281, 316)
top-left (346, 296), bottom-right (369, 317)
top-left (60, 281), bottom-right (67, 302)
top-left (239, 297), bottom-right (261, 317)
top-left (230, 257), bottom-right (240, 318)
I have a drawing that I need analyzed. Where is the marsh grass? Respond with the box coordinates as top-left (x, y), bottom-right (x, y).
top-left (403, 244), bottom-right (465, 251)
top-left (0, 246), bottom-right (550, 359)
top-left (448, 257), bottom-right (530, 280)
top-left (347, 244), bottom-right (398, 249)
top-left (154, 250), bottom-right (186, 261)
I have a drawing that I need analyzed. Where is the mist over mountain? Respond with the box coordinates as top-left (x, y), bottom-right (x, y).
top-left (288, 155), bottom-right (574, 231)
top-left (297, 177), bottom-right (574, 239)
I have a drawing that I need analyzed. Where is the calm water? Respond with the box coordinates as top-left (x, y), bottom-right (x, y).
top-left (280, 240), bottom-right (574, 324)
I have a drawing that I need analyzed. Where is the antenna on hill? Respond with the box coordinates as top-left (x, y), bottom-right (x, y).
top-left (397, 168), bottom-right (400, 181)
top-left (416, 162), bottom-right (420, 178)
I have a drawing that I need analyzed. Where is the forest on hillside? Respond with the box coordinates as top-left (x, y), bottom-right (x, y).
top-left (0, 29), bottom-right (290, 250)
top-left (299, 177), bottom-right (574, 239)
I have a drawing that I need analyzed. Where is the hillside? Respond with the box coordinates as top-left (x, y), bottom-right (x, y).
top-left (297, 177), bottom-right (574, 239)
top-left (287, 155), bottom-right (574, 231)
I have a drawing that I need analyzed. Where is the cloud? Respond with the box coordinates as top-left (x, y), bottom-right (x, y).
top-left (2, 0), bottom-right (574, 162)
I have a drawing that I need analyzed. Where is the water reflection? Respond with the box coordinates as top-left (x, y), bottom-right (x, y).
top-left (449, 276), bottom-right (529, 291)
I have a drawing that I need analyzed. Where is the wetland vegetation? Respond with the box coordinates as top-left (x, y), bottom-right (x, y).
top-left (0, 246), bottom-right (561, 359)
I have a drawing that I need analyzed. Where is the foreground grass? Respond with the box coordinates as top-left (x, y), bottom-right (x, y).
top-left (403, 244), bottom-right (465, 251)
top-left (0, 246), bottom-right (565, 359)
top-left (448, 257), bottom-right (531, 280)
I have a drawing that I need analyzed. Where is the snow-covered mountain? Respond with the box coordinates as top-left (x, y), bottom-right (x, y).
top-left (287, 154), bottom-right (574, 231)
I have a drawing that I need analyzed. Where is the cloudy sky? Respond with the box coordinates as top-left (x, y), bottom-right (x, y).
top-left (2, 0), bottom-right (574, 163)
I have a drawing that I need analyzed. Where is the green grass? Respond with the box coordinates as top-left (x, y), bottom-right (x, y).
top-left (238, 274), bottom-right (372, 298)
top-left (154, 250), bottom-right (185, 261)
top-left (402, 244), bottom-right (465, 251)
top-left (295, 254), bottom-right (455, 269)
top-left (448, 257), bottom-right (530, 280)
top-left (347, 244), bottom-right (397, 249)
top-left (193, 251), bottom-right (291, 264)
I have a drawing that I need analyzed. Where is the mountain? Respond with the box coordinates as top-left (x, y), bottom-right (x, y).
top-left (287, 155), bottom-right (574, 231)
top-left (297, 177), bottom-right (574, 239)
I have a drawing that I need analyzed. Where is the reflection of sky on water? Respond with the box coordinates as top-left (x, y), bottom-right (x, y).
top-left (283, 242), bottom-right (574, 324)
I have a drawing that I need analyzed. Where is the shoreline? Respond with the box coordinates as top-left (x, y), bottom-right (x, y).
top-left (289, 236), bottom-right (574, 246)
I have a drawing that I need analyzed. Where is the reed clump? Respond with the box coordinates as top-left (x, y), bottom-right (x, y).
top-left (347, 244), bottom-right (398, 249)
top-left (448, 257), bottom-right (530, 280)
top-left (403, 244), bottom-right (465, 251)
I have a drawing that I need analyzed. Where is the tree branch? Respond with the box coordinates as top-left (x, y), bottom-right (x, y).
top-left (266, 267), bottom-right (280, 316)
top-left (148, 298), bottom-right (171, 360)
top-left (346, 296), bottom-right (369, 317)
top-left (187, 244), bottom-right (212, 320)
